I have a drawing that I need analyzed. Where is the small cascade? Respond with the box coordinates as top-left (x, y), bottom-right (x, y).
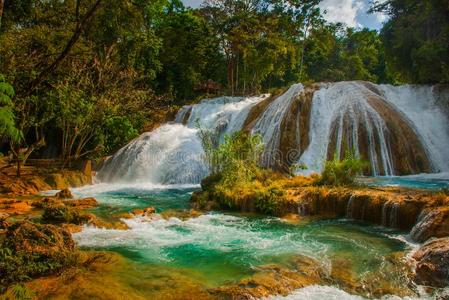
top-left (174, 105), bottom-right (192, 124)
top-left (346, 195), bottom-right (355, 219)
top-left (381, 201), bottom-right (390, 227)
top-left (389, 202), bottom-right (399, 228)
top-left (381, 201), bottom-right (400, 228)
top-left (251, 84), bottom-right (304, 166)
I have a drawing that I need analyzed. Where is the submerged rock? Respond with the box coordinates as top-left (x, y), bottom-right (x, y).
top-left (412, 237), bottom-right (449, 288)
top-left (210, 255), bottom-right (325, 299)
top-left (131, 206), bottom-right (156, 216)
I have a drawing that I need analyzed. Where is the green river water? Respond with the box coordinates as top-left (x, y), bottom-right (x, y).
top-left (64, 183), bottom-right (434, 299)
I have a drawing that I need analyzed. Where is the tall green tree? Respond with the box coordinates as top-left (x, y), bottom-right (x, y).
top-left (372, 0), bottom-right (449, 83)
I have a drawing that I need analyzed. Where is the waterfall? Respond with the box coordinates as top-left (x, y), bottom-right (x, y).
top-left (346, 195), bottom-right (355, 219)
top-left (251, 84), bottom-right (303, 166)
top-left (381, 201), bottom-right (400, 228)
top-left (297, 82), bottom-right (396, 176)
top-left (380, 85), bottom-right (449, 172)
top-left (97, 95), bottom-right (268, 184)
top-left (97, 81), bottom-right (449, 184)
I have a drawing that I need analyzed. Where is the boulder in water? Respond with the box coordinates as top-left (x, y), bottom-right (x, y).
top-left (410, 207), bottom-right (449, 243)
top-left (412, 237), bottom-right (449, 288)
top-left (55, 188), bottom-right (73, 199)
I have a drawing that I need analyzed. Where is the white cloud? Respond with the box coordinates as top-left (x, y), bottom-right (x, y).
top-left (183, 0), bottom-right (202, 8)
top-left (319, 0), bottom-right (364, 28)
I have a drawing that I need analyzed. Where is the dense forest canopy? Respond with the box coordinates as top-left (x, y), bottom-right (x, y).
top-left (0, 0), bottom-right (448, 170)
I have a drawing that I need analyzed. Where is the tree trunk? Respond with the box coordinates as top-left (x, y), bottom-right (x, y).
top-left (0, 0), bottom-right (4, 29)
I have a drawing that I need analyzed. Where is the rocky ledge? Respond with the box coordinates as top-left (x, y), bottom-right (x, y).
top-left (191, 175), bottom-right (449, 289)
top-left (413, 237), bottom-right (449, 288)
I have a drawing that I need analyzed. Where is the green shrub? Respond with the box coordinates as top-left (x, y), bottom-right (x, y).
top-left (196, 125), bottom-right (264, 187)
top-left (318, 152), bottom-right (367, 186)
top-left (254, 187), bottom-right (283, 215)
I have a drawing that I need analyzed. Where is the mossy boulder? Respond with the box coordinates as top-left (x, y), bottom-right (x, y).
top-left (0, 221), bottom-right (78, 290)
top-left (42, 204), bottom-right (91, 225)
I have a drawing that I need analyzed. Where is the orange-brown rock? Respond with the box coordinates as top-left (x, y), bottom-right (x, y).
top-left (210, 255), bottom-right (324, 299)
top-left (0, 198), bottom-right (33, 215)
top-left (32, 197), bottom-right (63, 208)
top-left (410, 207), bottom-right (449, 243)
top-left (4, 220), bottom-right (75, 255)
top-left (64, 197), bottom-right (98, 209)
top-left (413, 237), bottom-right (449, 288)
top-left (0, 167), bottom-right (90, 196)
top-left (56, 188), bottom-right (73, 199)
top-left (131, 206), bottom-right (156, 216)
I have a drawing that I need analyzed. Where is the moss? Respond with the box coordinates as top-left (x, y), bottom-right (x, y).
top-left (0, 221), bottom-right (79, 292)
top-left (42, 204), bottom-right (90, 225)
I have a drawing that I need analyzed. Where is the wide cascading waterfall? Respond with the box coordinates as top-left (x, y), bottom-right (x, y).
top-left (97, 81), bottom-right (449, 183)
top-left (97, 95), bottom-right (268, 184)
top-left (296, 81), bottom-right (440, 176)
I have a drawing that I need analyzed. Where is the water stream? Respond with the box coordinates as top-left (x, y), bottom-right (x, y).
top-left (78, 82), bottom-right (449, 298)
top-left (71, 184), bottom-right (425, 299)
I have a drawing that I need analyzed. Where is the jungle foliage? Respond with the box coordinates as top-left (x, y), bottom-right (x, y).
top-left (0, 0), bottom-right (447, 172)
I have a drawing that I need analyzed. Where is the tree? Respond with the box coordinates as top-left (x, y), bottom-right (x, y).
top-left (0, 75), bottom-right (20, 142)
top-left (371, 0), bottom-right (449, 83)
top-left (155, 1), bottom-right (224, 101)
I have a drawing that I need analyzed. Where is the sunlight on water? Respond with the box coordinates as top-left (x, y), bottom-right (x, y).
top-left (72, 185), bottom-right (416, 294)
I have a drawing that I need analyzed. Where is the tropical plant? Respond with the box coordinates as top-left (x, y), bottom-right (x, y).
top-left (318, 151), bottom-right (368, 186)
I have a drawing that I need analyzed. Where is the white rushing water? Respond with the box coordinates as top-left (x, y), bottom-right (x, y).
top-left (380, 84), bottom-right (449, 172)
top-left (97, 81), bottom-right (449, 183)
top-left (297, 82), bottom-right (395, 176)
top-left (252, 83), bottom-right (303, 164)
top-left (74, 213), bottom-right (327, 263)
top-left (97, 95), bottom-right (268, 184)
top-left (297, 82), bottom-right (449, 175)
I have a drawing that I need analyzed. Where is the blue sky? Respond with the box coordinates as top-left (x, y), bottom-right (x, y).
top-left (181, 0), bottom-right (388, 30)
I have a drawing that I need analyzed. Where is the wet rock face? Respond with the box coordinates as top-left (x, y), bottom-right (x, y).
top-left (413, 237), bottom-right (449, 288)
top-left (410, 207), bottom-right (449, 243)
top-left (325, 82), bottom-right (431, 176)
